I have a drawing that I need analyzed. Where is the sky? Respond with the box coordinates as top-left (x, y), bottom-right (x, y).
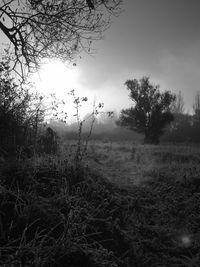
top-left (1, 0), bottom-right (200, 117)
top-left (70, 0), bottom-right (200, 115)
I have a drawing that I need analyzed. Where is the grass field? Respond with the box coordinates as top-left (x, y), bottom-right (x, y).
top-left (1, 141), bottom-right (200, 266)
top-left (64, 140), bottom-right (200, 186)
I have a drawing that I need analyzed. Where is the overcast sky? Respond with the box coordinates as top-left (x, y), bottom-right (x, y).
top-left (1, 0), bottom-right (200, 115)
top-left (74, 0), bottom-right (200, 114)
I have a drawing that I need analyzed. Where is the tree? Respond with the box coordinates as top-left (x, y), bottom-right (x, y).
top-left (193, 91), bottom-right (200, 118)
top-left (171, 91), bottom-right (184, 114)
top-left (169, 91), bottom-right (185, 135)
top-left (162, 113), bottom-right (192, 143)
top-left (0, 57), bottom-right (44, 156)
top-left (191, 91), bottom-right (200, 142)
top-left (117, 77), bottom-right (176, 144)
top-left (0, 0), bottom-right (122, 76)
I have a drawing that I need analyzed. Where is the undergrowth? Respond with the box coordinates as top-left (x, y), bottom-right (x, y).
top-left (1, 152), bottom-right (200, 266)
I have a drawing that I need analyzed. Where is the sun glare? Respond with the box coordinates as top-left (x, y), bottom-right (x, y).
top-left (34, 60), bottom-right (78, 97)
top-left (32, 60), bottom-right (96, 121)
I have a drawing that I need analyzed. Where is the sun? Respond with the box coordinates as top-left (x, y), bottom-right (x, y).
top-left (32, 59), bottom-right (96, 121)
top-left (33, 60), bottom-right (78, 97)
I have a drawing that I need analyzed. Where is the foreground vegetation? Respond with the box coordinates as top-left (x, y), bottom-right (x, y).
top-left (1, 143), bottom-right (200, 266)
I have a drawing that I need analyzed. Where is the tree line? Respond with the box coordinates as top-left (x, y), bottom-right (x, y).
top-left (1, 61), bottom-right (200, 160)
top-left (162, 91), bottom-right (200, 143)
top-left (50, 79), bottom-right (200, 145)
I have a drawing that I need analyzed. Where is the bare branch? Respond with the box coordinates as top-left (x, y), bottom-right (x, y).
top-left (0, 0), bottom-right (122, 78)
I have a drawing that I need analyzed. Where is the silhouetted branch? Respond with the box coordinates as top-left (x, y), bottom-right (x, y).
top-left (0, 0), bottom-right (122, 77)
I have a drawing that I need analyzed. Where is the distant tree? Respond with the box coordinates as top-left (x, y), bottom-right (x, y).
top-left (171, 91), bottom-right (185, 114)
top-left (0, 0), bottom-right (122, 76)
top-left (193, 92), bottom-right (200, 118)
top-left (169, 91), bottom-right (185, 135)
top-left (117, 77), bottom-right (176, 144)
top-left (163, 92), bottom-right (200, 143)
top-left (191, 91), bottom-right (200, 142)
top-left (162, 113), bottom-right (192, 143)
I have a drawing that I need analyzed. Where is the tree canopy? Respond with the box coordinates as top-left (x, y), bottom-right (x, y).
top-left (0, 0), bottom-right (122, 76)
top-left (117, 77), bottom-right (176, 144)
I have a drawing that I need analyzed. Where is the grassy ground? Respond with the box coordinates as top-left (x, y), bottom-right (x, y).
top-left (84, 141), bottom-right (200, 186)
top-left (1, 141), bottom-right (200, 266)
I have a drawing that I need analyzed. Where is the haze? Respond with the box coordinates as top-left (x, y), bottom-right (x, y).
top-left (2, 0), bottom-right (200, 115)
top-left (74, 0), bottom-right (200, 114)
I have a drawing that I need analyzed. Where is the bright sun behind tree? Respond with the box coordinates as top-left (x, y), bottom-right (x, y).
top-left (32, 60), bottom-right (96, 121)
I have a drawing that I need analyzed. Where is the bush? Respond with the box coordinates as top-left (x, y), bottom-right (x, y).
top-left (37, 127), bottom-right (59, 155)
top-left (0, 58), bottom-right (44, 158)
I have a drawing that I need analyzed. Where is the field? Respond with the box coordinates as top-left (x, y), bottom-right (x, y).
top-left (1, 141), bottom-right (200, 266)
top-left (64, 140), bottom-right (200, 186)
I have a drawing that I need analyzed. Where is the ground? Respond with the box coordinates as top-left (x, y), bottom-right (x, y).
top-left (64, 139), bottom-right (200, 186)
top-left (1, 140), bottom-right (200, 266)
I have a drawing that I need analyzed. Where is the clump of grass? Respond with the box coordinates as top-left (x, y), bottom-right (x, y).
top-left (0, 157), bottom-right (130, 266)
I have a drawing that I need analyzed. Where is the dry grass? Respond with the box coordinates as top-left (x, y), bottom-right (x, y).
top-left (81, 141), bottom-right (200, 187)
top-left (1, 141), bottom-right (200, 266)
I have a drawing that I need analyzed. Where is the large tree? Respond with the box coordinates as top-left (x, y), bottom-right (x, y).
top-left (117, 77), bottom-right (176, 144)
top-left (0, 0), bottom-right (122, 76)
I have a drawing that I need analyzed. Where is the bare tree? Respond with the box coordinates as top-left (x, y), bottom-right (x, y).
top-left (193, 92), bottom-right (200, 115)
top-left (171, 91), bottom-right (185, 114)
top-left (0, 0), bottom-right (122, 76)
